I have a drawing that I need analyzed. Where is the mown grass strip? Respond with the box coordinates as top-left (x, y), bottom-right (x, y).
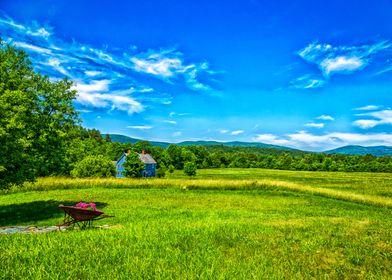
top-left (5, 177), bottom-right (391, 209)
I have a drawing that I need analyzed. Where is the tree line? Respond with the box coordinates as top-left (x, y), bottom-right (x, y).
top-left (65, 132), bottom-right (392, 175)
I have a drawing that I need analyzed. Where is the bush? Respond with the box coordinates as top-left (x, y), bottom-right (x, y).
top-left (156, 168), bottom-right (166, 178)
top-left (168, 165), bottom-right (175, 173)
top-left (184, 162), bottom-right (197, 176)
top-left (71, 155), bottom-right (115, 178)
top-left (123, 151), bottom-right (144, 178)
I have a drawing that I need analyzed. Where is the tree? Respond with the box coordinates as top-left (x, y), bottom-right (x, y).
top-left (166, 144), bottom-right (184, 169)
top-left (123, 152), bottom-right (144, 178)
top-left (184, 162), bottom-right (197, 176)
top-left (0, 42), bottom-right (78, 188)
top-left (71, 155), bottom-right (115, 178)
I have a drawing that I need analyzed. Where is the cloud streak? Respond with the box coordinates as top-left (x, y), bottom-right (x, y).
top-left (353, 109), bottom-right (392, 129)
top-left (298, 41), bottom-right (391, 77)
top-left (131, 49), bottom-right (215, 91)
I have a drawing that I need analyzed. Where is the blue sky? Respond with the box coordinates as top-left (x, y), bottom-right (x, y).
top-left (1, 0), bottom-right (392, 151)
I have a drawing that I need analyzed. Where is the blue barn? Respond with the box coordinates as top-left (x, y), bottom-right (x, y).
top-left (115, 151), bottom-right (156, 178)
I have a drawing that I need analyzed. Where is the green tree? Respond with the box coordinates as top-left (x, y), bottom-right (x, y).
top-left (184, 162), bottom-right (197, 176)
top-left (71, 155), bottom-right (115, 178)
top-left (0, 42), bottom-right (78, 188)
top-left (123, 152), bottom-right (144, 178)
top-left (166, 144), bottom-right (184, 169)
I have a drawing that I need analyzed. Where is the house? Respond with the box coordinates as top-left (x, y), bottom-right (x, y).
top-left (115, 150), bottom-right (157, 178)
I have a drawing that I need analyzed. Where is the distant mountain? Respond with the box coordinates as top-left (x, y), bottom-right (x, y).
top-left (325, 145), bottom-right (392, 156)
top-left (104, 134), bottom-right (297, 151)
top-left (103, 134), bottom-right (170, 148)
top-left (178, 140), bottom-right (297, 151)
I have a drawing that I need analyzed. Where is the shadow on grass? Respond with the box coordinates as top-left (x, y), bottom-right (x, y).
top-left (0, 200), bottom-right (108, 226)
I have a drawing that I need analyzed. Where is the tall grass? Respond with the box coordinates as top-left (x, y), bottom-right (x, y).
top-left (11, 173), bottom-right (392, 208)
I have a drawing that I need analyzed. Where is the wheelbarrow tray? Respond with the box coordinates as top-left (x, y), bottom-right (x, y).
top-left (58, 205), bottom-right (112, 229)
top-left (59, 205), bottom-right (104, 221)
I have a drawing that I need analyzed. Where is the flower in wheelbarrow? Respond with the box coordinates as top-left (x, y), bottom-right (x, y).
top-left (75, 202), bottom-right (89, 208)
top-left (89, 202), bottom-right (97, 211)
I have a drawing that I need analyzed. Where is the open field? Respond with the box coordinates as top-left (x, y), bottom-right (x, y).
top-left (1, 169), bottom-right (392, 279)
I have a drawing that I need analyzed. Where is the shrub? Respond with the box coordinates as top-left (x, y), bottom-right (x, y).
top-left (71, 155), bottom-right (115, 178)
top-left (156, 168), bottom-right (166, 178)
top-left (184, 162), bottom-right (197, 176)
top-left (168, 165), bottom-right (175, 173)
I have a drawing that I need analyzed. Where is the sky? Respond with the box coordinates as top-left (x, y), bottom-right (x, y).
top-left (1, 0), bottom-right (392, 151)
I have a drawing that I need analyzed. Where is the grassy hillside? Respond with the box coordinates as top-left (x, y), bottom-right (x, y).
top-left (1, 169), bottom-right (392, 278)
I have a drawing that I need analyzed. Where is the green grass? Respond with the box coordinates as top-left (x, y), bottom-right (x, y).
top-left (1, 169), bottom-right (392, 279)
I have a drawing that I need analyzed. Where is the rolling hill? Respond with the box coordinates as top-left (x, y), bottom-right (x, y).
top-left (105, 134), bottom-right (392, 156)
top-left (104, 134), bottom-right (297, 151)
top-left (324, 145), bottom-right (392, 156)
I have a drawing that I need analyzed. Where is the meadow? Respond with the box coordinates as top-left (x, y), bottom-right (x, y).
top-left (1, 168), bottom-right (392, 279)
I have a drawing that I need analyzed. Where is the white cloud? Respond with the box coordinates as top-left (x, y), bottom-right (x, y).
top-left (131, 54), bottom-right (182, 78)
top-left (130, 49), bottom-right (214, 91)
top-left (231, 130), bottom-right (244, 135)
top-left (317, 115), bottom-right (334, 121)
top-left (14, 41), bottom-right (52, 54)
top-left (320, 56), bottom-right (364, 75)
top-left (163, 120), bottom-right (177, 125)
top-left (353, 109), bottom-right (392, 129)
top-left (85, 70), bottom-right (102, 77)
top-left (254, 134), bottom-right (290, 145)
top-left (27, 27), bottom-right (51, 38)
top-left (220, 129), bottom-right (229, 134)
top-left (44, 57), bottom-right (69, 76)
top-left (305, 122), bottom-right (324, 128)
top-left (0, 16), bottom-right (51, 38)
top-left (73, 80), bottom-right (144, 114)
top-left (77, 109), bottom-right (92, 113)
top-left (127, 125), bottom-right (152, 130)
top-left (254, 131), bottom-right (392, 151)
top-left (290, 74), bottom-right (326, 89)
top-left (74, 80), bottom-right (110, 93)
top-left (354, 105), bottom-right (380, 111)
top-left (172, 131), bottom-right (182, 137)
top-left (298, 41), bottom-right (391, 77)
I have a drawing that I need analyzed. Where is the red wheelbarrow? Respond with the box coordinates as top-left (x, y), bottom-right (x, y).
top-left (57, 204), bottom-right (113, 229)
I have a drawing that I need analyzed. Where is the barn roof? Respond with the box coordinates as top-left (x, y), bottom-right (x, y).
top-left (138, 153), bottom-right (156, 164)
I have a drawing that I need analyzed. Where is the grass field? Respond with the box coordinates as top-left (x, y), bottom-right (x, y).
top-left (1, 169), bottom-right (392, 279)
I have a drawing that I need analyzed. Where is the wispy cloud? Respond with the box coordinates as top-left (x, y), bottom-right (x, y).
top-left (130, 49), bottom-right (215, 91)
top-left (254, 131), bottom-right (392, 151)
top-left (73, 80), bottom-right (144, 114)
top-left (163, 120), bottom-right (177, 125)
top-left (305, 122), bottom-right (324, 128)
top-left (290, 74), bottom-right (326, 89)
top-left (169, 112), bottom-right (189, 117)
top-left (231, 130), bottom-right (244, 135)
top-left (317, 115), bottom-right (334, 121)
top-left (354, 105), bottom-right (380, 111)
top-left (298, 41), bottom-right (391, 77)
top-left (127, 125), bottom-right (153, 130)
top-left (253, 134), bottom-right (290, 146)
top-left (353, 109), bottom-right (392, 129)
